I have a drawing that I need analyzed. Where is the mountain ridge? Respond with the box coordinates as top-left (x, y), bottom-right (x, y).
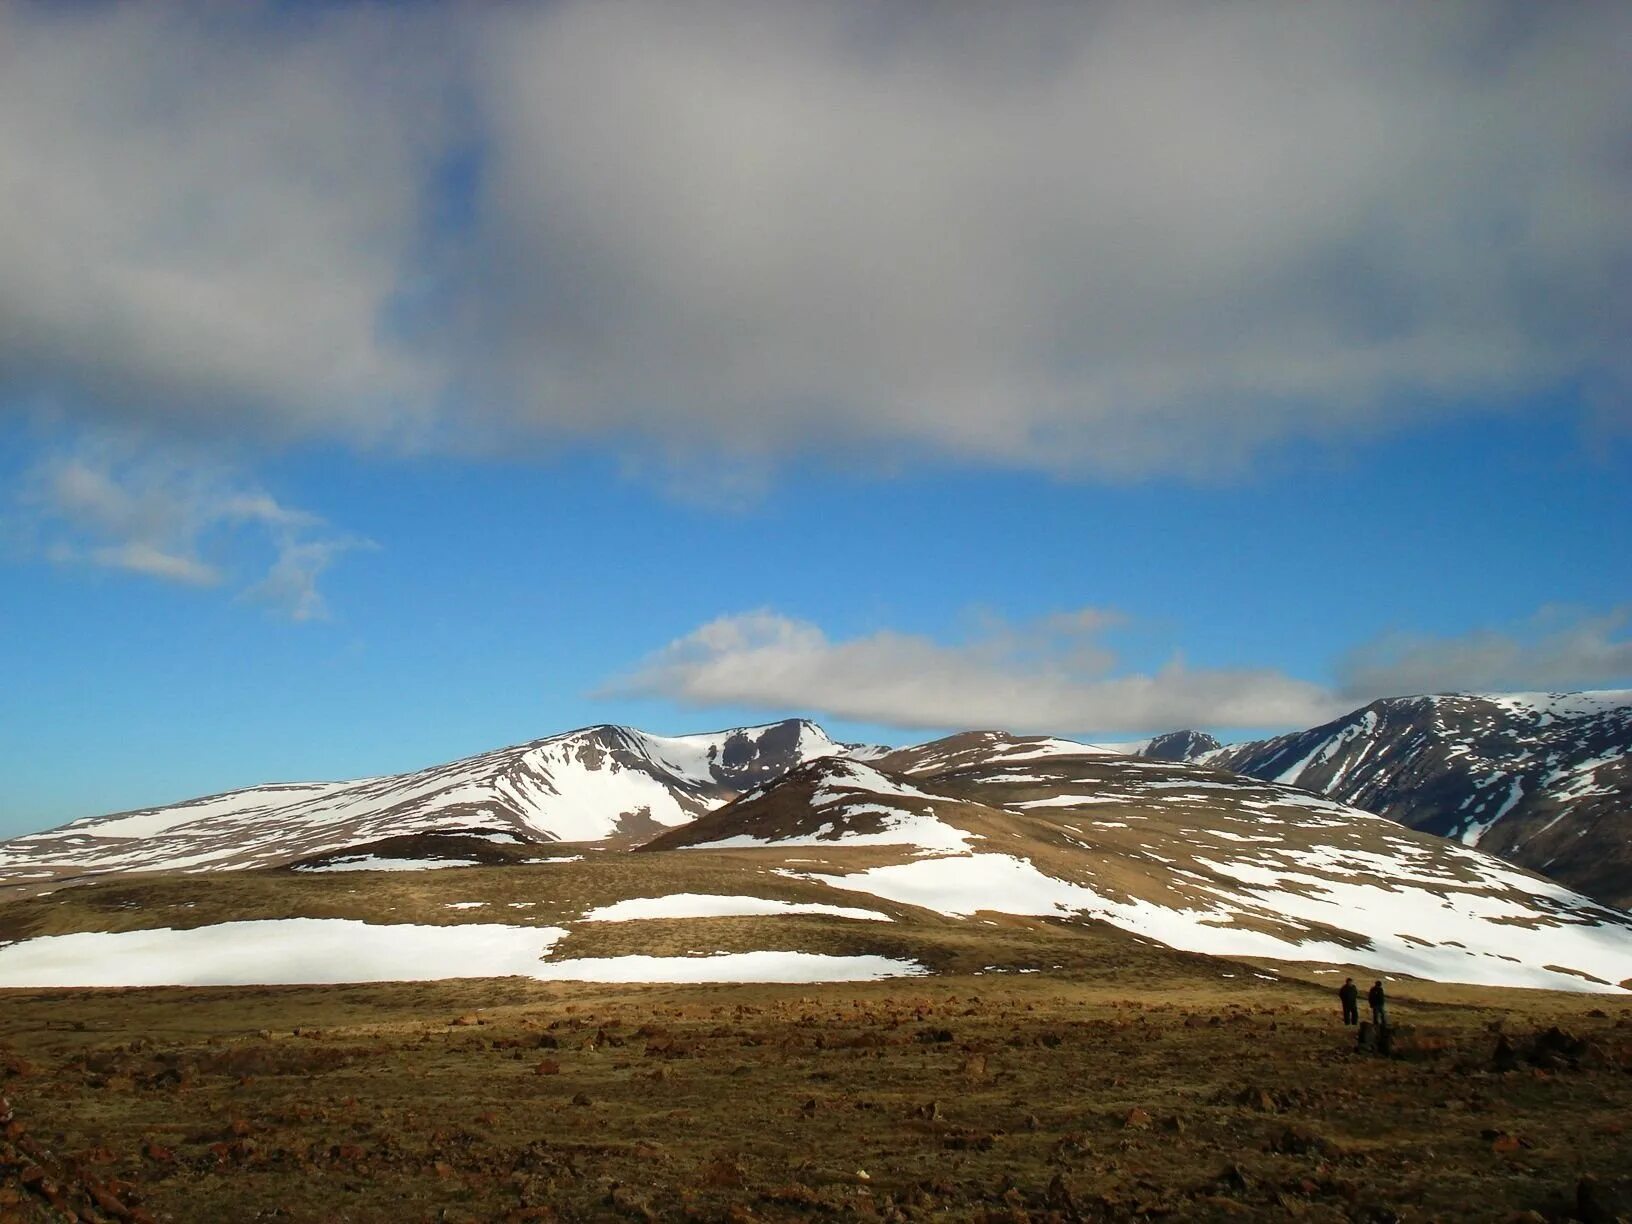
top-left (0, 718), bottom-right (860, 885)
top-left (1137, 690), bottom-right (1632, 907)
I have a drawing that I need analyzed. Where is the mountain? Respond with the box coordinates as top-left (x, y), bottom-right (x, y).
top-left (646, 737), bottom-right (1632, 993)
top-left (0, 719), bottom-right (853, 886)
top-left (1139, 729), bottom-right (1223, 761)
top-left (1140, 691), bottom-right (1632, 908)
top-left (5, 721), bottom-right (1632, 996)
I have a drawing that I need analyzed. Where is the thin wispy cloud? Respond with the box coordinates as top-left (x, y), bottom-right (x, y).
top-left (0, 2), bottom-right (1626, 479)
top-left (15, 439), bottom-right (371, 621)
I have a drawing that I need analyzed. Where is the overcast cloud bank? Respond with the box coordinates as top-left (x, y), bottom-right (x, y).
top-left (2, 1), bottom-right (1627, 474)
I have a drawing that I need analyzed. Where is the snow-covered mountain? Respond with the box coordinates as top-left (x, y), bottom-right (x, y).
top-left (0, 719), bottom-right (853, 885)
top-left (647, 739), bottom-right (1632, 993)
top-left (1138, 691), bottom-right (1632, 908)
top-left (5, 716), bottom-right (1632, 995)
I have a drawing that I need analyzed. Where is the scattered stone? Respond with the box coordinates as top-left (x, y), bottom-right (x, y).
top-left (1216, 1163), bottom-right (1251, 1192)
top-left (1577, 1175), bottom-right (1632, 1224)
top-left (702, 1155), bottom-right (746, 1188)
top-left (1269, 1125), bottom-right (1332, 1157)
top-left (608, 1185), bottom-right (656, 1220)
top-left (1356, 1021), bottom-right (1394, 1056)
top-left (1045, 1171), bottom-right (1078, 1212)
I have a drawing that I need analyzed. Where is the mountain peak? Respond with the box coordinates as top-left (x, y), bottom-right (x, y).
top-left (1138, 730), bottom-right (1223, 762)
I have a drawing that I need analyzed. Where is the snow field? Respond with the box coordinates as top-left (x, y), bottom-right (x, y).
top-left (0, 919), bottom-right (924, 987)
top-left (581, 893), bottom-right (890, 922)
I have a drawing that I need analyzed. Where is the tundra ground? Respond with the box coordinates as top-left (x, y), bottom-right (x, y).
top-left (4, 966), bottom-right (1631, 1223)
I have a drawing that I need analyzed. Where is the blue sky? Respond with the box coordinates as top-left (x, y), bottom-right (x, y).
top-left (2, 2), bottom-right (1630, 836)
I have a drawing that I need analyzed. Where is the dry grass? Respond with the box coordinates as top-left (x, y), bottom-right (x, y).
top-left (5, 965), bottom-right (1632, 1222)
top-left (4, 863), bottom-right (1632, 1221)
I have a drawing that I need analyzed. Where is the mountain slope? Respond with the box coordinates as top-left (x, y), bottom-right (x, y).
top-left (1146, 691), bottom-right (1632, 907)
top-left (646, 739), bottom-right (1632, 993)
top-left (0, 719), bottom-right (851, 885)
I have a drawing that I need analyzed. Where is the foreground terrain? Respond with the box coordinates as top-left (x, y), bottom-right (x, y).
top-left (4, 965), bottom-right (1632, 1223)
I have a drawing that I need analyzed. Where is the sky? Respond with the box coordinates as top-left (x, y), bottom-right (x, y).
top-left (2, 1), bottom-right (1630, 837)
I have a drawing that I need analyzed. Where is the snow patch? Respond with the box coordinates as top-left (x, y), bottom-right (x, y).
top-left (0, 919), bottom-right (569, 987)
top-left (581, 893), bottom-right (889, 923)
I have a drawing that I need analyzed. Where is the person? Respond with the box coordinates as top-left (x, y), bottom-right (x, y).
top-left (1338, 977), bottom-right (1359, 1025)
top-left (1368, 980), bottom-right (1387, 1027)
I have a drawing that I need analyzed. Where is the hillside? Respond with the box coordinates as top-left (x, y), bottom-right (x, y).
top-left (645, 745), bottom-right (1632, 994)
top-left (1140, 691), bottom-right (1632, 907)
top-left (0, 719), bottom-right (851, 886)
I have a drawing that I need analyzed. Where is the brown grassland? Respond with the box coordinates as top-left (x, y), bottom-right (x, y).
top-left (2, 861), bottom-right (1632, 1221)
top-left (5, 951), bottom-right (1632, 1222)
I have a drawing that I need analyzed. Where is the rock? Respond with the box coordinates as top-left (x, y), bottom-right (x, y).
top-left (570, 1092), bottom-right (593, 1107)
top-left (1045, 1171), bottom-right (1078, 1212)
top-left (1269, 1126), bottom-right (1331, 1157)
top-left (1577, 1175), bottom-right (1632, 1224)
top-left (1217, 1163), bottom-right (1251, 1192)
top-left (534, 1060), bottom-right (561, 1076)
top-left (702, 1156), bottom-right (746, 1188)
top-left (608, 1186), bottom-right (656, 1220)
top-left (1123, 1107), bottom-right (1153, 1130)
top-left (1356, 1022), bottom-right (1394, 1056)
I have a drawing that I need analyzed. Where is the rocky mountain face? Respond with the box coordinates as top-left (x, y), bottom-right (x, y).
top-left (1140, 691), bottom-right (1632, 908)
top-left (647, 736), bottom-right (1632, 993)
top-left (1140, 730), bottom-right (1224, 762)
top-left (0, 719), bottom-right (852, 885)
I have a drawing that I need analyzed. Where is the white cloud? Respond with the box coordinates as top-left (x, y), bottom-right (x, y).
top-left (614, 604), bottom-right (1632, 738)
top-left (0, 3), bottom-right (1627, 477)
top-left (0, 2), bottom-right (445, 445)
top-left (243, 536), bottom-right (371, 624)
top-left (1338, 608), bottom-right (1632, 698)
top-left (606, 609), bottom-right (1345, 734)
top-left (16, 438), bottom-right (370, 620)
top-left (459, 1), bottom-right (1632, 473)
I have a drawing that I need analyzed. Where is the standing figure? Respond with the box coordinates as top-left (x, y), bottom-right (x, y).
top-left (1338, 977), bottom-right (1359, 1025)
top-left (1368, 980), bottom-right (1387, 1027)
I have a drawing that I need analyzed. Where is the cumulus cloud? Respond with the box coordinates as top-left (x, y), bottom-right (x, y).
top-left (613, 604), bottom-right (1632, 737)
top-left (606, 609), bottom-right (1346, 734)
top-left (16, 439), bottom-right (370, 620)
top-left (1, 2), bottom-right (1628, 476)
top-left (1338, 608), bottom-right (1632, 698)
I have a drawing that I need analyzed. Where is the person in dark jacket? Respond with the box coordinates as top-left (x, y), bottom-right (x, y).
top-left (1368, 980), bottom-right (1387, 1026)
top-left (1338, 977), bottom-right (1359, 1025)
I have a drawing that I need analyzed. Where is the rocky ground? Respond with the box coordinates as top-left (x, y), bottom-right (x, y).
top-left (4, 968), bottom-right (1631, 1223)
